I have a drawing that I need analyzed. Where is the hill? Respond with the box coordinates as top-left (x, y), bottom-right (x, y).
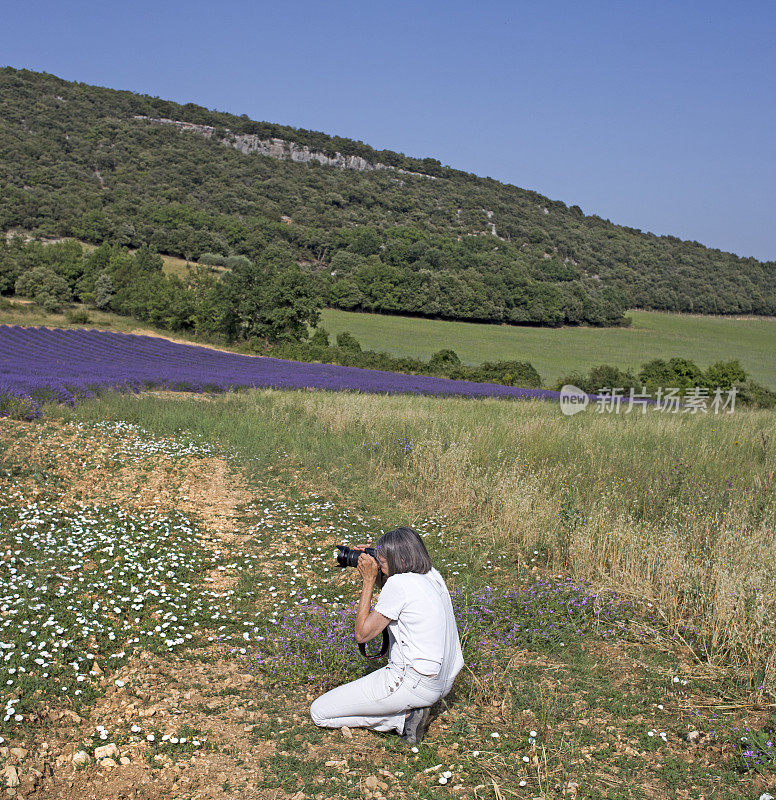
top-left (1, 67), bottom-right (775, 328)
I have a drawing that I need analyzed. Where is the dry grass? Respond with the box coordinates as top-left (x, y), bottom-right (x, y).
top-left (256, 391), bottom-right (776, 681)
top-left (60, 386), bottom-right (776, 685)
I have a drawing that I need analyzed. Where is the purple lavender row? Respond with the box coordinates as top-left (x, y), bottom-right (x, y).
top-left (0, 325), bottom-right (561, 417)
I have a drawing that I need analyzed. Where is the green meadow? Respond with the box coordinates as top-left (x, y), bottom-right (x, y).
top-left (319, 308), bottom-right (776, 388)
top-left (14, 387), bottom-right (771, 798)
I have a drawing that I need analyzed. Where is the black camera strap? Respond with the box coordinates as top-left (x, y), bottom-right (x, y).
top-left (358, 629), bottom-right (389, 660)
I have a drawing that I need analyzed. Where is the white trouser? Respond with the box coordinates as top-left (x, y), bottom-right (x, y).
top-left (310, 664), bottom-right (454, 735)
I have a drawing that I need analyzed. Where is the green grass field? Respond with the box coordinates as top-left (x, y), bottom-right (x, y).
top-left (319, 308), bottom-right (776, 388)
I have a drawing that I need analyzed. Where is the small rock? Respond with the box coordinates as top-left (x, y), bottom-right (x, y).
top-left (365, 776), bottom-right (379, 790)
top-left (90, 663), bottom-right (103, 676)
top-left (3, 767), bottom-right (19, 788)
top-left (94, 743), bottom-right (119, 761)
top-left (563, 782), bottom-right (579, 797)
top-left (686, 730), bottom-right (701, 743)
top-left (119, 757), bottom-right (131, 766)
top-left (72, 751), bottom-right (91, 767)
top-left (341, 726), bottom-right (353, 739)
top-left (9, 749), bottom-right (27, 760)
top-left (100, 758), bottom-right (117, 768)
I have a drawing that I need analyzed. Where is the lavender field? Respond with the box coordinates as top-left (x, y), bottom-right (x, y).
top-left (0, 325), bottom-right (559, 417)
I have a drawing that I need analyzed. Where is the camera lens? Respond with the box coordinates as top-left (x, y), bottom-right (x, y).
top-left (335, 545), bottom-right (377, 568)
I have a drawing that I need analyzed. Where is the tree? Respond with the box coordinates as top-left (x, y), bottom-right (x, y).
top-left (15, 266), bottom-right (72, 312)
top-left (0, 241), bottom-right (20, 294)
top-left (224, 251), bottom-right (321, 341)
top-left (189, 267), bottom-right (238, 340)
top-left (93, 273), bottom-right (115, 310)
top-left (347, 227), bottom-right (381, 257)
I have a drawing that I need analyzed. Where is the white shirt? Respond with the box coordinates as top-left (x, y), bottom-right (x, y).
top-left (374, 567), bottom-right (464, 680)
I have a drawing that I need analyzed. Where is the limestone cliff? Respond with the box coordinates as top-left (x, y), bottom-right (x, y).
top-left (132, 116), bottom-right (435, 179)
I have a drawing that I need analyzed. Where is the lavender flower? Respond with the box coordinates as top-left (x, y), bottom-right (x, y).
top-left (0, 326), bottom-right (561, 418)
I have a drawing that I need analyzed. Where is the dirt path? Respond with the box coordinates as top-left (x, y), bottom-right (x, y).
top-left (0, 420), bottom-right (281, 799)
top-left (1, 419), bottom-right (412, 800)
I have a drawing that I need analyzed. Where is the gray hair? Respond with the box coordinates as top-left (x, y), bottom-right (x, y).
top-left (376, 527), bottom-right (432, 576)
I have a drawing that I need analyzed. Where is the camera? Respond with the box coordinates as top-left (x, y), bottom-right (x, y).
top-left (334, 545), bottom-right (389, 659)
top-left (336, 545), bottom-right (378, 569)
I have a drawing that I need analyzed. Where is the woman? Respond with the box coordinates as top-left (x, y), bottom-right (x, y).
top-left (310, 527), bottom-right (464, 745)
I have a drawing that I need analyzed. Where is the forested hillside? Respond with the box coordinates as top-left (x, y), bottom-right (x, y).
top-left (1, 67), bottom-right (774, 327)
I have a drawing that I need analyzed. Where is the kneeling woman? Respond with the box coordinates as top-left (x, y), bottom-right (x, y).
top-left (310, 527), bottom-right (464, 745)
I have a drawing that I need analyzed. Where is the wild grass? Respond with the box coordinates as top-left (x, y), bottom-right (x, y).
top-left (11, 401), bottom-right (768, 796)
top-left (57, 389), bottom-right (776, 688)
top-left (0, 298), bottom-right (147, 332)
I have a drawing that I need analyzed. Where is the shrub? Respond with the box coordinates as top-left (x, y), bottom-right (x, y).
top-left (309, 327), bottom-right (330, 347)
top-left (638, 359), bottom-right (677, 388)
top-left (735, 379), bottom-right (776, 409)
top-left (224, 255), bottom-right (252, 270)
top-left (588, 364), bottom-right (639, 392)
top-left (335, 331), bottom-right (362, 352)
top-left (65, 309), bottom-right (91, 324)
top-left (668, 357), bottom-right (705, 389)
top-left (198, 252), bottom-right (224, 266)
top-left (429, 349), bottom-right (462, 371)
top-left (468, 360), bottom-right (543, 389)
top-left (705, 360), bottom-right (747, 390)
top-left (638, 357), bottom-right (707, 391)
top-left (15, 266), bottom-right (71, 312)
top-left (554, 364), bottom-right (638, 394)
top-left (198, 252), bottom-right (251, 270)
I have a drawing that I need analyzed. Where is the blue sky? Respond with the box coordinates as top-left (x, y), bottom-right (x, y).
top-left (2, 0), bottom-right (774, 260)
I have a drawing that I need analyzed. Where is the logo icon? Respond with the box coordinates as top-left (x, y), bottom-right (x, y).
top-left (560, 385), bottom-right (589, 416)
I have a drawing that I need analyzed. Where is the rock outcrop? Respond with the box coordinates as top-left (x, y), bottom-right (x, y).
top-left (132, 116), bottom-right (435, 179)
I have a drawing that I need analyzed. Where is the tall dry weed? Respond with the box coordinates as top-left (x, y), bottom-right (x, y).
top-left (285, 392), bottom-right (776, 683)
